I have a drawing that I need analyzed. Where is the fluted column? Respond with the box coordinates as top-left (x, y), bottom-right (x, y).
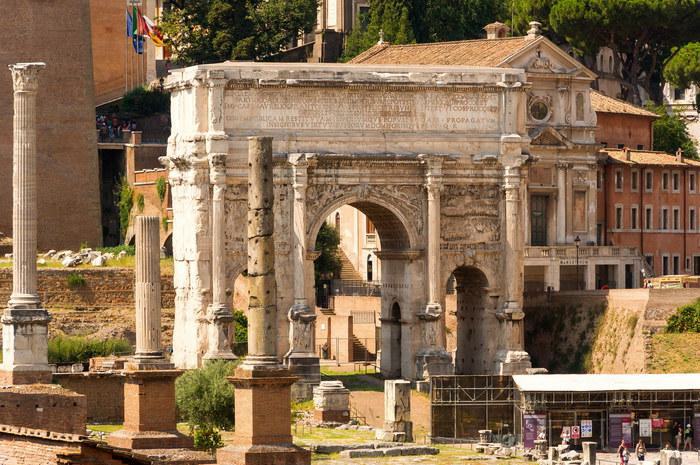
top-left (134, 216), bottom-right (163, 360)
top-left (8, 63), bottom-right (44, 310)
top-left (242, 136), bottom-right (280, 368)
top-left (204, 152), bottom-right (236, 360)
top-left (1, 63), bottom-right (52, 384)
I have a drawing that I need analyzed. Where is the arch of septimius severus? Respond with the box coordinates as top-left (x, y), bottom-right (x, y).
top-left (163, 26), bottom-right (600, 381)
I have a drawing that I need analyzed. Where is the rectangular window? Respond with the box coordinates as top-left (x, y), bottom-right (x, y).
top-left (645, 207), bottom-right (653, 230)
top-left (637, 144), bottom-right (644, 150)
top-left (662, 172), bottom-right (669, 191)
top-left (691, 208), bottom-right (696, 231)
top-left (691, 172), bottom-right (697, 193)
top-left (631, 169), bottom-right (639, 192)
top-left (617, 143), bottom-right (625, 149)
top-left (645, 171), bottom-right (653, 192)
top-left (366, 219), bottom-right (376, 234)
top-left (645, 254), bottom-right (654, 270)
top-left (615, 169), bottom-right (623, 191)
top-left (597, 169), bottom-right (603, 191)
top-left (615, 206), bottom-right (623, 229)
top-left (631, 206), bottom-right (638, 229)
top-left (673, 255), bottom-right (680, 275)
top-left (674, 87), bottom-right (686, 101)
top-left (662, 208), bottom-right (669, 230)
top-left (673, 208), bottom-right (680, 230)
top-left (672, 172), bottom-right (680, 192)
top-left (663, 255), bottom-right (670, 275)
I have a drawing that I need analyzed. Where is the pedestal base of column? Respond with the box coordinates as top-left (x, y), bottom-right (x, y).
top-left (107, 369), bottom-right (192, 450)
top-left (285, 353), bottom-right (320, 402)
top-left (0, 369), bottom-right (52, 385)
top-left (124, 358), bottom-right (176, 371)
top-left (1, 308), bottom-right (51, 385)
top-left (219, 365), bottom-right (310, 465)
top-left (204, 306), bottom-right (238, 362)
top-left (494, 350), bottom-right (531, 375)
top-left (414, 349), bottom-right (453, 380)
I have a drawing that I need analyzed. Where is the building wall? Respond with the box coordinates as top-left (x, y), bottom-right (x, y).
top-left (0, 0), bottom-right (102, 250)
top-left (596, 112), bottom-right (654, 150)
top-left (0, 434), bottom-right (82, 465)
top-left (600, 160), bottom-right (700, 276)
top-left (53, 373), bottom-right (125, 424)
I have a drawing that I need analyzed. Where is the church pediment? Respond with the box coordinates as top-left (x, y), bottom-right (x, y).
top-left (505, 37), bottom-right (597, 80)
top-left (530, 127), bottom-right (573, 148)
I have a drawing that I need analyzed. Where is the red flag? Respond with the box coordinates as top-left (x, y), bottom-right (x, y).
top-left (136, 7), bottom-right (148, 36)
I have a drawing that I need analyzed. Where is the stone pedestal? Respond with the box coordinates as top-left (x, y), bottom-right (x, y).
top-left (376, 379), bottom-right (413, 442)
top-left (285, 303), bottom-right (320, 401)
top-left (582, 441), bottom-right (596, 465)
top-left (313, 381), bottom-right (350, 423)
top-left (216, 366), bottom-right (311, 465)
top-left (108, 370), bottom-right (192, 450)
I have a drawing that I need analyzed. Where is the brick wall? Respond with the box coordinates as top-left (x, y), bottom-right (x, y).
top-left (0, 433), bottom-right (82, 465)
top-left (0, 386), bottom-right (86, 435)
top-left (0, 268), bottom-right (174, 309)
top-left (54, 373), bottom-right (124, 423)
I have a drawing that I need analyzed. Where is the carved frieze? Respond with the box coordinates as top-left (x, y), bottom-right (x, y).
top-left (441, 184), bottom-right (500, 244)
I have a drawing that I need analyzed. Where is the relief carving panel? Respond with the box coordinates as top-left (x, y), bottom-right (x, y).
top-left (441, 184), bottom-right (500, 244)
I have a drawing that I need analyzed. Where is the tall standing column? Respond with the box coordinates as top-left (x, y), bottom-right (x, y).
top-left (204, 153), bottom-right (236, 360)
top-left (133, 216), bottom-right (164, 361)
top-left (1, 63), bottom-right (51, 385)
top-left (415, 155), bottom-right (452, 382)
top-left (218, 137), bottom-right (310, 465)
top-left (284, 154), bottom-right (320, 401)
top-left (556, 162), bottom-right (567, 244)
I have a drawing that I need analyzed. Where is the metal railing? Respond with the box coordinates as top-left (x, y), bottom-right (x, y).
top-left (525, 245), bottom-right (640, 258)
top-left (330, 279), bottom-right (382, 297)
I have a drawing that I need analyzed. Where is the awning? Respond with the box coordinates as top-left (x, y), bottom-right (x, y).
top-left (512, 374), bottom-right (700, 392)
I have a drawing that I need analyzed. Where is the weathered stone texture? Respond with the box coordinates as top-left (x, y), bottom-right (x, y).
top-left (0, 0), bottom-right (101, 250)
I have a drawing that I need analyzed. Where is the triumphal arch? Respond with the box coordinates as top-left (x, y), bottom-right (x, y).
top-left (163, 62), bottom-right (532, 380)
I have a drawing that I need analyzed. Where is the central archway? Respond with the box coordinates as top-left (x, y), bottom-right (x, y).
top-left (308, 196), bottom-right (422, 379)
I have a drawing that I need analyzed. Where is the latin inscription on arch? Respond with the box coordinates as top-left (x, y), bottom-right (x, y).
top-left (223, 87), bottom-right (500, 133)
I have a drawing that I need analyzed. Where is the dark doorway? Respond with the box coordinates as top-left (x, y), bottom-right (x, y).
top-left (530, 195), bottom-right (548, 246)
top-left (98, 149), bottom-right (125, 246)
top-left (694, 256), bottom-right (700, 275)
top-left (389, 302), bottom-right (402, 378)
top-left (452, 266), bottom-right (490, 375)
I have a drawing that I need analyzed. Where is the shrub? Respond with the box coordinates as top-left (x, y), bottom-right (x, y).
top-left (162, 216), bottom-right (169, 232)
top-left (96, 245), bottom-right (135, 256)
top-left (232, 310), bottom-right (248, 356)
top-left (156, 177), bottom-right (167, 203)
top-left (136, 193), bottom-right (145, 213)
top-left (666, 300), bottom-right (700, 333)
top-left (116, 177), bottom-right (133, 242)
top-left (48, 335), bottom-right (132, 364)
top-left (175, 360), bottom-right (236, 451)
top-left (66, 272), bottom-right (86, 288)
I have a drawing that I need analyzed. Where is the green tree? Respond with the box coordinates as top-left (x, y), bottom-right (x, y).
top-left (160, 0), bottom-right (318, 64)
top-left (175, 360), bottom-right (236, 451)
top-left (664, 42), bottom-right (700, 95)
top-left (424, 0), bottom-right (507, 42)
top-left (510, 0), bottom-right (554, 36)
top-left (666, 300), bottom-right (700, 333)
top-left (116, 177), bottom-right (133, 243)
top-left (548, 0), bottom-right (700, 104)
top-left (314, 222), bottom-right (341, 282)
top-left (648, 104), bottom-right (698, 158)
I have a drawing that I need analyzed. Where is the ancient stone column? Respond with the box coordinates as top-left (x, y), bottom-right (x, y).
top-left (218, 137), bottom-right (310, 465)
top-left (1, 63), bottom-right (51, 385)
top-left (284, 154), bottom-right (320, 401)
top-left (377, 379), bottom-right (413, 442)
top-left (556, 162), bottom-right (567, 244)
top-left (133, 215), bottom-right (163, 361)
top-left (204, 152), bottom-right (236, 361)
top-left (243, 136), bottom-right (279, 368)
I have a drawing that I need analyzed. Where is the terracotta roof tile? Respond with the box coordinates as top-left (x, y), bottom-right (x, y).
top-left (348, 36), bottom-right (532, 67)
top-left (591, 90), bottom-right (658, 118)
top-left (603, 149), bottom-right (690, 166)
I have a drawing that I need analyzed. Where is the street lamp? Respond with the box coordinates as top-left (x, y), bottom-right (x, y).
top-left (575, 235), bottom-right (581, 290)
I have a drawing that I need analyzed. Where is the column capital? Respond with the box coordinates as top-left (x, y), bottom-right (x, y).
top-left (9, 63), bottom-right (45, 92)
top-left (556, 161), bottom-right (570, 170)
top-left (208, 153), bottom-right (227, 185)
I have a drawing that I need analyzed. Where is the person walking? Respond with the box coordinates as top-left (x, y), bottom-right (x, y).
top-left (676, 424), bottom-right (683, 450)
top-left (618, 440), bottom-right (629, 465)
top-left (684, 423), bottom-right (693, 451)
top-left (636, 439), bottom-right (647, 462)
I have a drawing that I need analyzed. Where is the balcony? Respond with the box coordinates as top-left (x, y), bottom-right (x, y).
top-left (524, 245), bottom-right (640, 259)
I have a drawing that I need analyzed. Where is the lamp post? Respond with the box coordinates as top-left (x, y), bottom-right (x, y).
top-left (575, 235), bottom-right (582, 290)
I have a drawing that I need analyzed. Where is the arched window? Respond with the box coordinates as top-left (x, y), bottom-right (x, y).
top-left (334, 212), bottom-right (340, 231)
top-left (576, 93), bottom-right (585, 121)
top-left (366, 255), bottom-right (373, 282)
top-left (608, 56), bottom-right (613, 73)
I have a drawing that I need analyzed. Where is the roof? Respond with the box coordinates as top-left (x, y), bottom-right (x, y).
top-left (603, 148), bottom-right (700, 167)
top-left (349, 36), bottom-right (532, 67)
top-left (591, 90), bottom-right (658, 118)
top-left (513, 374), bottom-right (700, 392)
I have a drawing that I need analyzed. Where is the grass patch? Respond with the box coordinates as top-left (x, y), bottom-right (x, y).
top-left (87, 424), bottom-right (123, 433)
top-left (48, 335), bottom-right (132, 364)
top-left (66, 272), bottom-right (86, 288)
top-left (293, 426), bottom-right (376, 446)
top-left (647, 332), bottom-right (700, 373)
top-left (319, 370), bottom-right (383, 392)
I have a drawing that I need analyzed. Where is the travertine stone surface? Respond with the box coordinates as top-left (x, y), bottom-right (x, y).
top-left (243, 137), bottom-right (279, 368)
top-left (378, 379), bottom-right (413, 442)
top-left (1, 63), bottom-right (51, 384)
top-left (133, 216), bottom-right (162, 360)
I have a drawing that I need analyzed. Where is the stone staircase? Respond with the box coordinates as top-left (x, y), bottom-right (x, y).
top-left (352, 335), bottom-right (376, 362)
top-left (338, 249), bottom-right (362, 281)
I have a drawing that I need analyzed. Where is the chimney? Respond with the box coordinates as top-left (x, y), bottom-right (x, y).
top-left (624, 147), bottom-right (631, 161)
top-left (483, 21), bottom-right (510, 39)
top-left (676, 147), bottom-right (683, 162)
top-left (526, 21), bottom-right (542, 40)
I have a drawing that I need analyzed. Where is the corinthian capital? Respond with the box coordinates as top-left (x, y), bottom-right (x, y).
top-left (209, 153), bottom-right (227, 184)
top-left (9, 62), bottom-right (46, 92)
